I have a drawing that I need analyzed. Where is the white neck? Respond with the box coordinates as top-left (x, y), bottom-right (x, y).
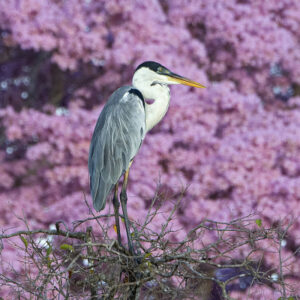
top-left (133, 71), bottom-right (171, 132)
top-left (144, 86), bottom-right (170, 132)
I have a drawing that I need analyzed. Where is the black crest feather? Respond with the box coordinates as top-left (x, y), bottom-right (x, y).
top-left (135, 61), bottom-right (166, 72)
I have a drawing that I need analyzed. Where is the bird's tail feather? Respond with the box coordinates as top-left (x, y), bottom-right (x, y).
top-left (90, 171), bottom-right (112, 212)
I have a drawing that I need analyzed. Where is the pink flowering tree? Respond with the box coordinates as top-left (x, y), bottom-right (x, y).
top-left (0, 0), bottom-right (300, 298)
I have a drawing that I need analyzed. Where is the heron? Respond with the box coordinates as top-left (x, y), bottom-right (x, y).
top-left (88, 61), bottom-right (205, 254)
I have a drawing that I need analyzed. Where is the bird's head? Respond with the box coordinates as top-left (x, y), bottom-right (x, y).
top-left (132, 61), bottom-right (205, 96)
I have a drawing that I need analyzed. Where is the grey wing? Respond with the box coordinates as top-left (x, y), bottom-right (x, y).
top-left (88, 87), bottom-right (146, 211)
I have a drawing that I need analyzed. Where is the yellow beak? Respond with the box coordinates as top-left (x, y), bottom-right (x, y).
top-left (165, 72), bottom-right (206, 88)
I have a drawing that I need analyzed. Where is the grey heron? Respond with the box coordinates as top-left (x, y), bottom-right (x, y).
top-left (88, 61), bottom-right (205, 254)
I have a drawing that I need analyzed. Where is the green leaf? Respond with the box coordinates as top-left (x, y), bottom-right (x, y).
top-left (60, 244), bottom-right (74, 252)
top-left (46, 245), bottom-right (52, 257)
top-left (144, 253), bottom-right (152, 259)
top-left (20, 235), bottom-right (28, 249)
top-left (47, 256), bottom-right (52, 268)
top-left (255, 219), bottom-right (262, 227)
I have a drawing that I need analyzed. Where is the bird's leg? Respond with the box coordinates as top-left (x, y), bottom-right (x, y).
top-left (120, 167), bottom-right (135, 256)
top-left (112, 184), bottom-right (123, 248)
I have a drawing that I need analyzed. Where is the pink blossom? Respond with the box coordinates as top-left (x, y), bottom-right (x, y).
top-left (1, 1), bottom-right (300, 298)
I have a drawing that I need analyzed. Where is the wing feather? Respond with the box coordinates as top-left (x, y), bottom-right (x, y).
top-left (88, 87), bottom-right (146, 211)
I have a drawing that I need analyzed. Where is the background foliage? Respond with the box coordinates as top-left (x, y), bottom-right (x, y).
top-left (1, 0), bottom-right (300, 298)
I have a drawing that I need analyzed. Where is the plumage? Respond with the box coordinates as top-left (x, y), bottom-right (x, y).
top-left (88, 86), bottom-right (146, 211)
top-left (88, 61), bottom-right (205, 254)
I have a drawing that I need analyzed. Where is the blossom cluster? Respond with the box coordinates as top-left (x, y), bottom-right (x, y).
top-left (1, 0), bottom-right (300, 298)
